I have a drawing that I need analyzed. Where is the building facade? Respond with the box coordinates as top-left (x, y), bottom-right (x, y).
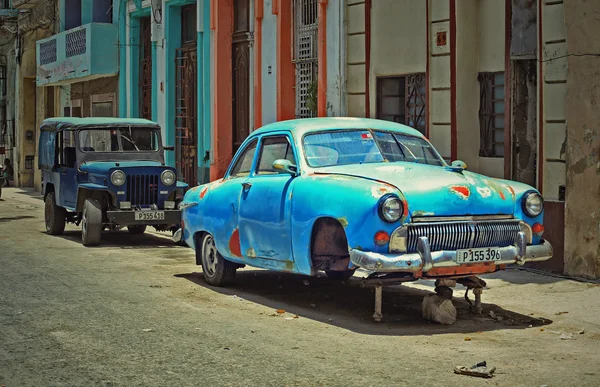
top-left (0, 1), bottom-right (18, 168)
top-left (119, 0), bottom-right (211, 187)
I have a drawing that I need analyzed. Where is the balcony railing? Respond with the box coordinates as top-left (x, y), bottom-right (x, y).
top-left (36, 23), bottom-right (118, 87)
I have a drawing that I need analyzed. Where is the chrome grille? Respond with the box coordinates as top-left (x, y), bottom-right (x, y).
top-left (406, 220), bottom-right (521, 253)
top-left (126, 175), bottom-right (159, 207)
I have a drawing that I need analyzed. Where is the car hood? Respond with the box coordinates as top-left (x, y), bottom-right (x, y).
top-left (315, 163), bottom-right (516, 217)
top-left (80, 161), bottom-right (164, 174)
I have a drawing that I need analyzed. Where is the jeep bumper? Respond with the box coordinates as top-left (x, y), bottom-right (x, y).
top-left (106, 210), bottom-right (181, 226)
top-left (349, 231), bottom-right (553, 273)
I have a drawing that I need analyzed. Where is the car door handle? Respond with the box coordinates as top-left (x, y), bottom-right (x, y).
top-left (241, 182), bottom-right (252, 190)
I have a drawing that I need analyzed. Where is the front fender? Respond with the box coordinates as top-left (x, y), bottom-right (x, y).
top-left (290, 174), bottom-right (408, 275)
top-left (76, 184), bottom-right (116, 212)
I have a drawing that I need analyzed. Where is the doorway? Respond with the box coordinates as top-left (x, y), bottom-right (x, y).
top-left (139, 17), bottom-right (152, 120)
top-left (174, 4), bottom-right (198, 186)
top-left (232, 0), bottom-right (251, 154)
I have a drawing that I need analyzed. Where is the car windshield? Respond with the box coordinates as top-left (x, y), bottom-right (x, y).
top-left (303, 130), bottom-right (445, 167)
top-left (78, 127), bottom-right (159, 152)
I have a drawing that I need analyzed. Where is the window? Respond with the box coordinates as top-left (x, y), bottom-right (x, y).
top-left (64, 0), bottom-right (82, 30)
top-left (0, 66), bottom-right (6, 98)
top-left (303, 130), bottom-right (444, 168)
top-left (0, 0), bottom-right (9, 9)
top-left (230, 139), bottom-right (257, 178)
top-left (181, 4), bottom-right (197, 44)
top-left (78, 128), bottom-right (159, 152)
top-left (257, 137), bottom-right (296, 174)
top-left (294, 0), bottom-right (318, 118)
top-left (376, 74), bottom-right (427, 135)
top-left (93, 0), bottom-right (113, 23)
top-left (478, 72), bottom-right (505, 157)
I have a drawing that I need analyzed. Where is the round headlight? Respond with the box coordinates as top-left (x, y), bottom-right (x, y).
top-left (161, 170), bottom-right (176, 186)
top-left (378, 195), bottom-right (404, 223)
top-left (523, 191), bottom-right (544, 217)
top-left (111, 170), bottom-right (126, 186)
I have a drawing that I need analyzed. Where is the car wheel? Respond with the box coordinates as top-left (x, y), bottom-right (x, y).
top-left (198, 233), bottom-right (236, 286)
top-left (325, 270), bottom-right (356, 281)
top-left (127, 225), bottom-right (147, 234)
top-left (44, 192), bottom-right (66, 235)
top-left (82, 198), bottom-right (102, 246)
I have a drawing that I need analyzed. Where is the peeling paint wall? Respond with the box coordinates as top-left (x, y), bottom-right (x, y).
top-left (563, 1), bottom-right (600, 279)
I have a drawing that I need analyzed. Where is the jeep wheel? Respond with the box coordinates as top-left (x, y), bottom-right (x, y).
top-left (325, 270), bottom-right (356, 281)
top-left (44, 192), bottom-right (66, 235)
top-left (127, 225), bottom-right (147, 234)
top-left (82, 198), bottom-right (102, 246)
top-left (198, 233), bottom-right (236, 286)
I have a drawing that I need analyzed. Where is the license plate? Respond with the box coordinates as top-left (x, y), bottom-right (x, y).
top-left (456, 247), bottom-right (502, 263)
top-left (134, 211), bottom-right (165, 221)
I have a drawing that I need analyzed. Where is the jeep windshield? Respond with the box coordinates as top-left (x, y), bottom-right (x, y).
top-left (78, 127), bottom-right (159, 152)
top-left (303, 129), bottom-right (445, 167)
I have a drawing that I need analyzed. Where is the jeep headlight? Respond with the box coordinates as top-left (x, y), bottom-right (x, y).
top-left (111, 170), bottom-right (126, 186)
top-left (161, 170), bottom-right (176, 186)
top-left (522, 191), bottom-right (543, 217)
top-left (378, 195), bottom-right (404, 223)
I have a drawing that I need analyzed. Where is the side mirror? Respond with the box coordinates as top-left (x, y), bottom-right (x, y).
top-left (448, 160), bottom-right (467, 172)
top-left (272, 159), bottom-right (298, 176)
top-left (164, 145), bottom-right (175, 151)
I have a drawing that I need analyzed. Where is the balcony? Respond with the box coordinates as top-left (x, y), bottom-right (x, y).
top-left (36, 23), bottom-right (118, 87)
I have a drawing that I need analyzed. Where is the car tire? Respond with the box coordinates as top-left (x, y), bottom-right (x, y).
top-left (44, 192), bottom-right (66, 235)
top-left (198, 233), bottom-right (236, 286)
top-left (82, 198), bottom-right (102, 246)
top-left (127, 225), bottom-right (147, 234)
top-left (325, 270), bottom-right (356, 281)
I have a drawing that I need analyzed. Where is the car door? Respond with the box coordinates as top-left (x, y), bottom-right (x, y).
top-left (59, 130), bottom-right (78, 209)
top-left (210, 139), bottom-right (258, 257)
top-left (238, 134), bottom-right (297, 263)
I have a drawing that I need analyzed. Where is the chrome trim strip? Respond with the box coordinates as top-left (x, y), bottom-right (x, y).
top-left (411, 215), bottom-right (514, 223)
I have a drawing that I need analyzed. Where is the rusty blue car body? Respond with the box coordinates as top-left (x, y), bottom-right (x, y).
top-left (180, 118), bottom-right (552, 285)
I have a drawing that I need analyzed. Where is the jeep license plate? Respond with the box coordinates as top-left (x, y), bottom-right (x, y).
top-left (134, 211), bottom-right (165, 221)
top-left (455, 247), bottom-right (502, 263)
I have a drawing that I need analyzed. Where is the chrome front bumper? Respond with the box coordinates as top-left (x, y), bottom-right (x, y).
top-left (349, 231), bottom-right (553, 273)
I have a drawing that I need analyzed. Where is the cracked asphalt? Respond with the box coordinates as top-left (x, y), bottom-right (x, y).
top-left (1, 188), bottom-right (599, 386)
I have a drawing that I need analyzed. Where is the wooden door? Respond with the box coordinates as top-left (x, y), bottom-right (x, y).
top-left (232, 0), bottom-right (250, 154)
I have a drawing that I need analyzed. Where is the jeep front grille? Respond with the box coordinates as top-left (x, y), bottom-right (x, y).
top-left (403, 220), bottom-right (522, 253)
top-left (126, 174), bottom-right (159, 207)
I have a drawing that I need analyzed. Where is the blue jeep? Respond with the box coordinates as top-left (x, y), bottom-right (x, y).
top-left (38, 118), bottom-right (188, 246)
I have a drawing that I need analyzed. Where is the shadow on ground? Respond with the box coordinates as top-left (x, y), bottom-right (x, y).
top-left (0, 215), bottom-right (36, 223)
top-left (175, 270), bottom-right (552, 336)
top-left (51, 230), bottom-right (181, 249)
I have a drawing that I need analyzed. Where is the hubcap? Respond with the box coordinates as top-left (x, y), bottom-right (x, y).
top-left (202, 235), bottom-right (218, 276)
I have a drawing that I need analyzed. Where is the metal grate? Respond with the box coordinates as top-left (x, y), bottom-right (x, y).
top-left (126, 174), bottom-right (159, 207)
top-left (293, 0), bottom-right (318, 118)
top-left (40, 39), bottom-right (57, 65)
top-left (66, 28), bottom-right (87, 57)
top-left (406, 220), bottom-right (522, 253)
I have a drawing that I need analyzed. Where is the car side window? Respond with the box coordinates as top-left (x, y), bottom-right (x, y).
top-left (230, 140), bottom-right (258, 178)
top-left (257, 136), bottom-right (296, 175)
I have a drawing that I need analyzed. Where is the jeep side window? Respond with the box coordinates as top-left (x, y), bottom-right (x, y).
top-left (59, 131), bottom-right (76, 168)
top-left (230, 140), bottom-right (257, 178)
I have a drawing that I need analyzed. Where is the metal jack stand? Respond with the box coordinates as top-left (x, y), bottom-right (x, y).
top-left (362, 273), bottom-right (416, 323)
top-left (458, 276), bottom-right (487, 315)
top-left (373, 286), bottom-right (383, 322)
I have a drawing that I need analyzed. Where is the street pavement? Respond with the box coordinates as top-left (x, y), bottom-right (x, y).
top-left (1, 187), bottom-right (599, 386)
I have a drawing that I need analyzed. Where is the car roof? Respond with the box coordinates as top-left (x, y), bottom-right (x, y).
top-left (40, 117), bottom-right (160, 131)
top-left (250, 117), bottom-right (425, 138)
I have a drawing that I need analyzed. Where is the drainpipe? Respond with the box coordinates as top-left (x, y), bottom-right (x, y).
top-left (364, 0), bottom-right (371, 118)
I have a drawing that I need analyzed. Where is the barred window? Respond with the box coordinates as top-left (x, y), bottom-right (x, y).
top-left (376, 74), bottom-right (427, 135)
top-left (478, 72), bottom-right (505, 157)
top-left (0, 66), bottom-right (6, 97)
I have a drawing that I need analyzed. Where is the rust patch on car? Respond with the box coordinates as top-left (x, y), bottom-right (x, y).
top-left (422, 262), bottom-right (497, 278)
top-left (246, 247), bottom-right (257, 258)
top-left (450, 185), bottom-right (470, 199)
top-left (337, 217), bottom-right (349, 228)
top-left (229, 229), bottom-right (242, 257)
top-left (199, 187), bottom-right (209, 199)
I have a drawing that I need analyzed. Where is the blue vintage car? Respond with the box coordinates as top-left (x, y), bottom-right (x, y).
top-left (39, 118), bottom-right (188, 246)
top-left (180, 117), bottom-right (552, 289)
